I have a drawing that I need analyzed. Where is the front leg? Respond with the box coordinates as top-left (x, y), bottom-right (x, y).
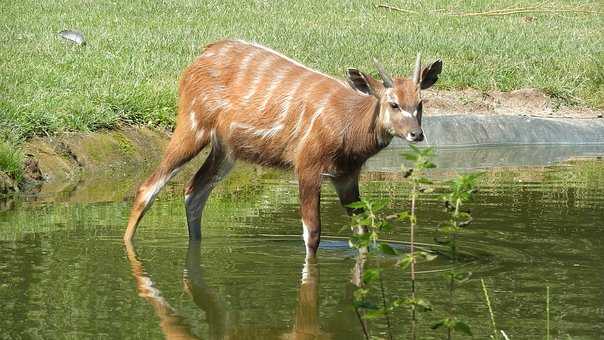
top-left (298, 173), bottom-right (322, 258)
top-left (331, 169), bottom-right (361, 216)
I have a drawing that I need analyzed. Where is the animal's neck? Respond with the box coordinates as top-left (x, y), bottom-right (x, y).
top-left (341, 94), bottom-right (391, 163)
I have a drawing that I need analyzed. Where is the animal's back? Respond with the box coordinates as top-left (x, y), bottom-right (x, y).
top-left (179, 39), bottom-right (353, 168)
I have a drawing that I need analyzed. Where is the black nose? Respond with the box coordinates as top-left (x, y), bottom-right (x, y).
top-left (408, 129), bottom-right (424, 142)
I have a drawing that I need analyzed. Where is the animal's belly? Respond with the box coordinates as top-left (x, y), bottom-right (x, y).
top-left (227, 128), bottom-right (294, 169)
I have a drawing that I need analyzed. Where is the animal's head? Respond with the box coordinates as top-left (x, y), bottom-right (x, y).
top-left (346, 55), bottom-right (442, 143)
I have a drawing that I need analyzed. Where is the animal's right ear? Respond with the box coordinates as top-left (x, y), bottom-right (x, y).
top-left (346, 68), bottom-right (377, 96)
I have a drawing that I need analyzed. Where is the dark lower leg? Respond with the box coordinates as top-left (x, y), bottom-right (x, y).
top-left (184, 146), bottom-right (233, 240)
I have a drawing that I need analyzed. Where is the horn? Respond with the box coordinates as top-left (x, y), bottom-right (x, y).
top-left (373, 58), bottom-right (393, 88)
top-left (412, 53), bottom-right (421, 84)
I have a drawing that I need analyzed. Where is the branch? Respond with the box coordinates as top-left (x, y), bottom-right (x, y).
top-left (376, 3), bottom-right (601, 17)
top-left (376, 4), bottom-right (418, 14)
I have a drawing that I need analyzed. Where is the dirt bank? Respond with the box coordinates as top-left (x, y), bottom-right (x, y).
top-left (424, 88), bottom-right (603, 119)
top-left (18, 126), bottom-right (171, 199)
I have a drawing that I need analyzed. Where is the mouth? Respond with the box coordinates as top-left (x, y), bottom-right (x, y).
top-left (405, 137), bottom-right (419, 144)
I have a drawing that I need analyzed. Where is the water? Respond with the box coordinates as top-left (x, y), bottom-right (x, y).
top-left (1, 149), bottom-right (603, 339)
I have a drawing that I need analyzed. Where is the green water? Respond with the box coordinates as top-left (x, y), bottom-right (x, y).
top-left (1, 157), bottom-right (603, 339)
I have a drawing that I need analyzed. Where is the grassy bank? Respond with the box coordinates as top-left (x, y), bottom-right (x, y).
top-left (1, 0), bottom-right (602, 181)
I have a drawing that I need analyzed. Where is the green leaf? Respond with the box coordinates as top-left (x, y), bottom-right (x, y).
top-left (353, 288), bottom-right (368, 298)
top-left (397, 254), bottom-right (414, 270)
top-left (421, 147), bottom-right (436, 157)
top-left (454, 271), bottom-right (472, 283)
top-left (453, 320), bottom-right (473, 336)
top-left (349, 233), bottom-right (371, 248)
top-left (414, 298), bottom-right (433, 311)
top-left (357, 216), bottom-right (372, 226)
top-left (402, 152), bottom-right (418, 161)
top-left (417, 251), bottom-right (438, 262)
top-left (408, 144), bottom-right (421, 153)
top-left (379, 243), bottom-right (397, 255)
top-left (431, 319), bottom-right (447, 330)
top-left (414, 158), bottom-right (437, 170)
top-left (397, 211), bottom-right (410, 222)
top-left (371, 199), bottom-right (388, 212)
top-left (363, 268), bottom-right (382, 284)
top-left (434, 236), bottom-right (450, 245)
top-left (346, 201), bottom-right (366, 209)
top-left (353, 300), bottom-right (378, 310)
top-left (364, 309), bottom-right (386, 320)
top-left (379, 220), bottom-right (393, 232)
top-left (416, 177), bottom-right (433, 185)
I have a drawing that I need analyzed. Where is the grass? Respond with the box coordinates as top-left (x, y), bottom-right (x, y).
top-left (0, 0), bottom-right (602, 180)
top-left (0, 141), bottom-right (24, 184)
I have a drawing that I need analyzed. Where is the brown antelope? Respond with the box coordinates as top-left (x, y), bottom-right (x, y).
top-left (124, 39), bottom-right (442, 257)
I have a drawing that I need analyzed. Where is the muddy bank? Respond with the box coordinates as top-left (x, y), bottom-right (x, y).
top-left (423, 88), bottom-right (603, 119)
top-left (20, 126), bottom-right (171, 200)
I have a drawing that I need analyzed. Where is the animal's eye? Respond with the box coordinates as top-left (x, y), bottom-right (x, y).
top-left (389, 102), bottom-right (400, 109)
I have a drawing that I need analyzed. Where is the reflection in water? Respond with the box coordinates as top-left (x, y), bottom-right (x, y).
top-left (283, 257), bottom-right (330, 340)
top-left (183, 241), bottom-right (227, 339)
top-left (126, 241), bottom-right (339, 339)
top-left (126, 241), bottom-right (199, 339)
top-left (5, 160), bottom-right (602, 338)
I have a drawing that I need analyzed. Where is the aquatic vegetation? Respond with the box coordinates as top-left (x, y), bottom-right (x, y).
top-left (431, 172), bottom-right (479, 338)
top-left (347, 146), bottom-right (483, 339)
top-left (347, 145), bottom-right (440, 339)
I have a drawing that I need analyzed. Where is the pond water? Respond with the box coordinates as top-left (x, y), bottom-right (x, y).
top-left (1, 147), bottom-right (603, 339)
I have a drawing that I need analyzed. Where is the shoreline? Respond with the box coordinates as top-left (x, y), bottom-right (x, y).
top-left (2, 88), bottom-right (604, 197)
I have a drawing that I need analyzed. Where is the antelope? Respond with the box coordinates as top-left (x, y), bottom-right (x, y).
top-left (124, 39), bottom-right (442, 257)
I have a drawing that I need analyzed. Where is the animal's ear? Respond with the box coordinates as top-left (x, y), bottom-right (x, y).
top-left (420, 59), bottom-right (443, 90)
top-left (346, 68), bottom-right (381, 96)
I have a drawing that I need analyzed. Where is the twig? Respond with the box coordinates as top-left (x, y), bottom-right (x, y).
top-left (450, 8), bottom-right (600, 17)
top-left (377, 3), bottom-right (600, 17)
top-left (376, 4), bottom-right (418, 14)
top-left (481, 279), bottom-right (498, 338)
top-left (500, 330), bottom-right (511, 340)
top-left (354, 306), bottom-right (370, 340)
top-left (410, 181), bottom-right (417, 324)
top-left (546, 286), bottom-right (550, 340)
top-left (378, 272), bottom-right (394, 340)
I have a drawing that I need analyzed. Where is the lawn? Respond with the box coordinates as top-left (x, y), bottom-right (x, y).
top-left (0, 0), bottom-right (602, 180)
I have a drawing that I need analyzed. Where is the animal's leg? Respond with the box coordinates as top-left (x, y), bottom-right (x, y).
top-left (298, 173), bottom-right (322, 257)
top-left (124, 126), bottom-right (209, 242)
top-left (331, 170), bottom-right (361, 216)
top-left (184, 137), bottom-right (234, 239)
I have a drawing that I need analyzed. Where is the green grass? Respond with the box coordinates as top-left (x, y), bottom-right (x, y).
top-left (0, 141), bottom-right (24, 184)
top-left (0, 0), bottom-right (602, 179)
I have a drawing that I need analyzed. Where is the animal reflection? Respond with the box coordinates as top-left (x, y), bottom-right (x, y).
top-left (125, 241), bottom-right (365, 339)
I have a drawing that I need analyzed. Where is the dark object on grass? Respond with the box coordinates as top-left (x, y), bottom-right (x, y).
top-left (58, 30), bottom-right (86, 45)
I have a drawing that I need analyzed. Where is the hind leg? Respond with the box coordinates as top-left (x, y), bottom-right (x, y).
top-left (124, 127), bottom-right (210, 242)
top-left (184, 136), bottom-right (234, 239)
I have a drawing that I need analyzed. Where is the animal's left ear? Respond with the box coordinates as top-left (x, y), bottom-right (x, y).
top-left (346, 68), bottom-right (375, 95)
top-left (420, 59), bottom-right (443, 89)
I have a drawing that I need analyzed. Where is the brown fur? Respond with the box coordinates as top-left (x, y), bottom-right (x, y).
top-left (124, 39), bottom-right (441, 256)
